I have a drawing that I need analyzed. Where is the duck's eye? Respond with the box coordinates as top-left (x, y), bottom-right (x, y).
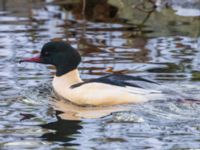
top-left (44, 51), bottom-right (49, 56)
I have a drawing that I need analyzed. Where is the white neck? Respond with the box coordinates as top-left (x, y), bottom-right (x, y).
top-left (53, 69), bottom-right (83, 88)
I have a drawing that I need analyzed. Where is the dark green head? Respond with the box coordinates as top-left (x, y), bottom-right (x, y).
top-left (21, 41), bottom-right (81, 76)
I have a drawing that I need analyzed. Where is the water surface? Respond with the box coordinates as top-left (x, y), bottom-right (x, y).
top-left (0, 0), bottom-right (200, 149)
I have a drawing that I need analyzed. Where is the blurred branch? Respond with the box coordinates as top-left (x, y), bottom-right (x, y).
top-left (135, 0), bottom-right (157, 27)
top-left (1, 0), bottom-right (7, 11)
top-left (80, 0), bottom-right (87, 37)
top-left (139, 7), bottom-right (156, 26)
top-left (81, 0), bottom-right (86, 17)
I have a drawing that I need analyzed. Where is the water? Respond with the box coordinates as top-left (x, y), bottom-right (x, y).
top-left (0, 0), bottom-right (200, 149)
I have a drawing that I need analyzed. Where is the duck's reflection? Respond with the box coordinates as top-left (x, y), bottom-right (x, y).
top-left (40, 113), bottom-right (82, 145)
top-left (52, 97), bottom-right (130, 120)
top-left (40, 97), bottom-right (130, 145)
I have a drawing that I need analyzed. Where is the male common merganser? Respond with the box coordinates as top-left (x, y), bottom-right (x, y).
top-left (21, 41), bottom-right (165, 106)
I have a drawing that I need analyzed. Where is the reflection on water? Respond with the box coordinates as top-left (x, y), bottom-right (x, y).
top-left (54, 98), bottom-right (130, 120)
top-left (0, 0), bottom-right (200, 149)
top-left (40, 116), bottom-right (82, 146)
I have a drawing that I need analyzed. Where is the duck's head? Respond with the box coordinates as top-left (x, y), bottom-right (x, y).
top-left (20, 41), bottom-right (81, 76)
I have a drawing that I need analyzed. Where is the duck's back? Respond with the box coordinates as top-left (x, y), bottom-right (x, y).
top-left (53, 74), bottom-right (179, 106)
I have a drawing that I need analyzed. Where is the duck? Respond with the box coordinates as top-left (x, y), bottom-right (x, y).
top-left (20, 41), bottom-right (166, 106)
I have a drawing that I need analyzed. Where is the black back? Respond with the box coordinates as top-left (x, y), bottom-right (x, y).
top-left (71, 74), bottom-right (159, 89)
